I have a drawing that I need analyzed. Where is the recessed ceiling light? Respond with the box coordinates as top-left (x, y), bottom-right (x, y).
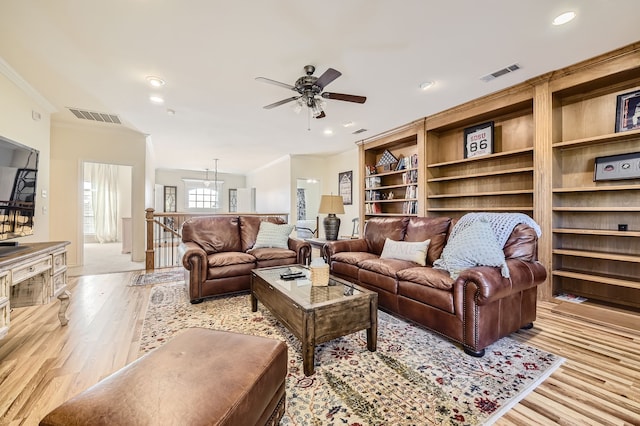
top-left (149, 95), bottom-right (164, 104)
top-left (552, 11), bottom-right (576, 26)
top-left (146, 76), bottom-right (165, 87)
top-left (420, 81), bottom-right (435, 90)
top-left (323, 129), bottom-right (334, 136)
top-left (342, 121), bottom-right (354, 128)
top-left (166, 108), bottom-right (176, 115)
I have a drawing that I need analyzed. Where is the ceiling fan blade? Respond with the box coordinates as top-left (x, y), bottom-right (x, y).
top-left (255, 77), bottom-right (296, 91)
top-left (315, 111), bottom-right (326, 119)
top-left (263, 96), bottom-right (300, 109)
top-left (321, 92), bottom-right (367, 103)
top-left (314, 68), bottom-right (341, 90)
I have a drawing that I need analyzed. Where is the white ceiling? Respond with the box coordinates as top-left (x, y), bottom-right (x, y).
top-left (1, 1), bottom-right (638, 175)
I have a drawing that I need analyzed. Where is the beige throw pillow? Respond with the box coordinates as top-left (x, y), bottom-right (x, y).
top-left (252, 222), bottom-right (294, 249)
top-left (380, 238), bottom-right (430, 266)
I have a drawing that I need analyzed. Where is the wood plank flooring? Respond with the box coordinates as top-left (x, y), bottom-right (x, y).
top-left (1, 272), bottom-right (639, 425)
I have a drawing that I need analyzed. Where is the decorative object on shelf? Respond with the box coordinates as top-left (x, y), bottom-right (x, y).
top-left (463, 121), bottom-right (494, 158)
top-left (593, 151), bottom-right (640, 181)
top-left (614, 89), bottom-right (640, 132)
top-left (376, 149), bottom-right (398, 172)
top-left (338, 171), bottom-right (352, 205)
top-left (318, 195), bottom-right (344, 241)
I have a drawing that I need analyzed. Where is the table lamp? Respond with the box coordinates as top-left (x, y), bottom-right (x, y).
top-left (318, 195), bottom-right (345, 241)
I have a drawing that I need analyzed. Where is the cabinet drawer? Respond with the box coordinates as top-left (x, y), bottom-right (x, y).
top-left (52, 250), bottom-right (67, 275)
top-left (52, 271), bottom-right (67, 297)
top-left (11, 257), bottom-right (52, 285)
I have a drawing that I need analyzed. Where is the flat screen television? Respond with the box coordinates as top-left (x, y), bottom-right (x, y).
top-left (0, 135), bottom-right (39, 243)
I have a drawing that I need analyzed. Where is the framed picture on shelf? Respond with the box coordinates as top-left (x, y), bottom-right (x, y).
top-left (463, 121), bottom-right (494, 158)
top-left (339, 170), bottom-right (352, 205)
top-left (615, 90), bottom-right (640, 132)
top-left (594, 151), bottom-right (640, 181)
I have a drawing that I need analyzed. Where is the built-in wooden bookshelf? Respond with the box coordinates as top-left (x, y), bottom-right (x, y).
top-left (425, 89), bottom-right (535, 219)
top-left (359, 121), bottom-right (424, 220)
top-left (549, 51), bottom-right (640, 308)
top-left (355, 42), bottom-right (640, 311)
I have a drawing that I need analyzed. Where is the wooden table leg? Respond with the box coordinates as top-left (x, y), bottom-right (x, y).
top-left (303, 311), bottom-right (315, 376)
top-left (367, 295), bottom-right (378, 352)
top-left (57, 290), bottom-right (71, 326)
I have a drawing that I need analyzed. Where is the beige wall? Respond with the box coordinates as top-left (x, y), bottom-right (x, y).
top-left (319, 148), bottom-right (360, 238)
top-left (247, 155), bottom-right (292, 216)
top-left (0, 63), bottom-right (52, 243)
top-left (50, 122), bottom-right (147, 266)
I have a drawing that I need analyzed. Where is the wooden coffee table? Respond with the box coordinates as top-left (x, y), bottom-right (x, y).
top-left (251, 265), bottom-right (378, 376)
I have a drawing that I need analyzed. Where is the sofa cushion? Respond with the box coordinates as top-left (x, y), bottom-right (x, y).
top-left (249, 247), bottom-right (297, 261)
top-left (332, 251), bottom-right (378, 266)
top-left (380, 238), bottom-right (430, 266)
top-left (358, 258), bottom-right (417, 278)
top-left (404, 217), bottom-right (452, 265)
top-left (252, 222), bottom-right (294, 249)
top-left (182, 216), bottom-right (242, 254)
top-left (397, 266), bottom-right (455, 290)
top-left (363, 217), bottom-right (409, 255)
top-left (433, 218), bottom-right (508, 279)
top-left (207, 251), bottom-right (256, 268)
top-left (239, 216), bottom-right (286, 252)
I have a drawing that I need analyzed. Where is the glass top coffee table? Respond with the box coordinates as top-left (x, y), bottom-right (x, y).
top-left (251, 265), bottom-right (378, 376)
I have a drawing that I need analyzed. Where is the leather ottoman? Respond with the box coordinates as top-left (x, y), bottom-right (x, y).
top-left (40, 328), bottom-right (288, 426)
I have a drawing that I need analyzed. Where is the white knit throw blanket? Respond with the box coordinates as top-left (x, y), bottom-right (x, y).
top-left (449, 213), bottom-right (542, 248)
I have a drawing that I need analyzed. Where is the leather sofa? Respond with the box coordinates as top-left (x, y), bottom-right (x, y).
top-left (178, 215), bottom-right (311, 303)
top-left (324, 215), bottom-right (546, 356)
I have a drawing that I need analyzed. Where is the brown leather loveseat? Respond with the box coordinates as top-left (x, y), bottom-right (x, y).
top-left (178, 215), bottom-right (311, 304)
top-left (324, 214), bottom-right (546, 357)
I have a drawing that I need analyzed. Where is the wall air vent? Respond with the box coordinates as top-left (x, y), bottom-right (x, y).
top-left (67, 108), bottom-right (122, 124)
top-left (480, 63), bottom-right (521, 82)
top-left (352, 128), bottom-right (368, 134)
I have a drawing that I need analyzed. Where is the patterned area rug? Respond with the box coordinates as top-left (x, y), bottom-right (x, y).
top-left (140, 282), bottom-right (564, 425)
top-left (129, 268), bottom-right (185, 286)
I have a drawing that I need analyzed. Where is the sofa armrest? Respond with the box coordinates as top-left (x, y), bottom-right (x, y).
top-left (178, 241), bottom-right (207, 279)
top-left (288, 238), bottom-right (312, 265)
top-left (324, 239), bottom-right (369, 259)
top-left (455, 259), bottom-right (547, 306)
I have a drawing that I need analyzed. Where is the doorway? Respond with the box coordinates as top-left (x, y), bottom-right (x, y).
top-left (69, 162), bottom-right (143, 276)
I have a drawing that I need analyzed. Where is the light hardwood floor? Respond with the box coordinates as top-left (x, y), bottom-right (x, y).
top-left (1, 273), bottom-right (639, 425)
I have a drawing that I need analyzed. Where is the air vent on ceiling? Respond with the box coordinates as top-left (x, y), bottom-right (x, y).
top-left (68, 108), bottom-right (121, 124)
top-left (480, 63), bottom-right (521, 82)
top-left (352, 128), bottom-right (368, 135)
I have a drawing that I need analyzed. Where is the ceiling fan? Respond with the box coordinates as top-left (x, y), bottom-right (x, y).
top-left (256, 65), bottom-right (366, 119)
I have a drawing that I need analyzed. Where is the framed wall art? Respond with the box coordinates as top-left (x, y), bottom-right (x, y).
top-left (463, 121), bottom-right (494, 158)
top-left (339, 170), bottom-right (353, 205)
top-left (228, 188), bottom-right (237, 212)
top-left (594, 151), bottom-right (640, 181)
top-left (615, 90), bottom-right (640, 132)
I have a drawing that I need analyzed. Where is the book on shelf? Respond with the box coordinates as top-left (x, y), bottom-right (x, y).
top-left (365, 176), bottom-right (381, 188)
top-left (365, 165), bottom-right (377, 176)
top-left (365, 202), bottom-right (382, 214)
top-left (402, 169), bottom-right (418, 184)
top-left (404, 185), bottom-right (416, 199)
top-left (402, 200), bottom-right (417, 215)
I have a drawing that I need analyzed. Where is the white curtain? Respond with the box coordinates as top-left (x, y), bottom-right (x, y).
top-left (91, 163), bottom-right (119, 243)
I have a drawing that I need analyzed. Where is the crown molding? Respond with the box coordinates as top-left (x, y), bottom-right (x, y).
top-left (0, 56), bottom-right (56, 113)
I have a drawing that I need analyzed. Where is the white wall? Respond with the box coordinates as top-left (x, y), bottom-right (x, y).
top-left (246, 155), bottom-right (291, 217)
top-left (50, 122), bottom-right (147, 266)
top-left (0, 62), bottom-right (52, 243)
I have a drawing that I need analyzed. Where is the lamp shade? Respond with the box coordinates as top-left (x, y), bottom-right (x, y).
top-left (318, 195), bottom-right (345, 214)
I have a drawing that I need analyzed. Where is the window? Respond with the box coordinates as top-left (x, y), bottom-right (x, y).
top-left (182, 179), bottom-right (224, 211)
